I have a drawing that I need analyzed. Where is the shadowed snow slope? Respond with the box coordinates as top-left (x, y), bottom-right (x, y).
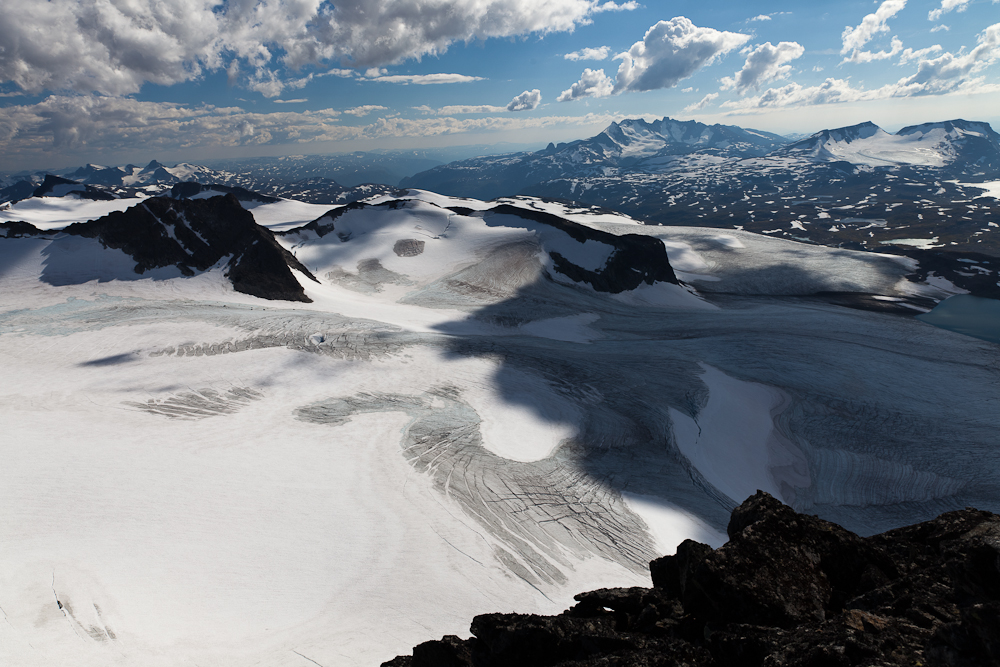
top-left (0, 190), bottom-right (998, 667)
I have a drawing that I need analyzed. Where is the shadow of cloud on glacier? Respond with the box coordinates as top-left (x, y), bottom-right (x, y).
top-left (423, 252), bottom-right (1000, 560)
top-left (424, 268), bottom-right (737, 564)
top-left (78, 352), bottom-right (140, 367)
top-left (39, 235), bottom-right (187, 286)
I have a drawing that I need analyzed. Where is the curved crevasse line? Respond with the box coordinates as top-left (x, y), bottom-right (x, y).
top-left (294, 388), bottom-right (659, 588)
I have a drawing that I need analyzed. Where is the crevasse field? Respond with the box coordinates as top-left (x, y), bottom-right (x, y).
top-left (1, 190), bottom-right (998, 666)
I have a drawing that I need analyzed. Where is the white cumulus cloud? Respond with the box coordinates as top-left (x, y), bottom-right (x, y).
top-left (611, 17), bottom-right (750, 94)
top-left (929, 0), bottom-right (970, 22)
top-left (0, 93), bottom-right (635, 167)
top-left (507, 89), bottom-right (542, 111)
top-left (363, 73), bottom-right (484, 85)
top-left (0, 0), bottom-right (222, 96)
top-left (507, 88), bottom-right (542, 111)
top-left (0, 0), bottom-right (612, 97)
top-left (557, 68), bottom-right (615, 101)
top-left (898, 45), bottom-right (944, 64)
top-left (592, 1), bottom-right (640, 12)
top-left (721, 41), bottom-right (804, 92)
top-left (684, 92), bottom-right (719, 112)
top-left (723, 22), bottom-right (1000, 111)
top-left (895, 22), bottom-right (1000, 92)
top-left (564, 46), bottom-right (612, 61)
top-left (840, 0), bottom-right (907, 60)
top-left (435, 104), bottom-right (507, 114)
top-left (559, 17), bottom-right (748, 101)
top-left (343, 105), bottom-right (389, 116)
top-left (843, 36), bottom-right (904, 64)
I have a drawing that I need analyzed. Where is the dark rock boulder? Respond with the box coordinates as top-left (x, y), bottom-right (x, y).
top-left (383, 492), bottom-right (1000, 666)
top-left (655, 491), bottom-right (897, 628)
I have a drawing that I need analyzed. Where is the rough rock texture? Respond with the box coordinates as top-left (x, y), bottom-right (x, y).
top-left (32, 173), bottom-right (116, 200)
top-left (0, 220), bottom-right (43, 237)
top-left (484, 204), bottom-right (679, 292)
top-left (169, 181), bottom-right (280, 203)
top-left (62, 194), bottom-right (319, 301)
top-left (384, 492), bottom-right (1000, 666)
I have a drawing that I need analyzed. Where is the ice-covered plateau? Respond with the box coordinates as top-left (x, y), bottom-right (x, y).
top-left (0, 188), bottom-right (997, 667)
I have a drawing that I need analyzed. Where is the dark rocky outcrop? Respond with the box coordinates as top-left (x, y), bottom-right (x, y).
top-left (170, 181), bottom-right (280, 204)
top-left (0, 179), bottom-right (39, 204)
top-left (484, 204), bottom-right (679, 292)
top-left (0, 220), bottom-right (43, 237)
top-left (284, 199), bottom-right (679, 293)
top-left (32, 174), bottom-right (116, 200)
top-left (384, 492), bottom-right (1000, 666)
top-left (61, 194), bottom-right (318, 301)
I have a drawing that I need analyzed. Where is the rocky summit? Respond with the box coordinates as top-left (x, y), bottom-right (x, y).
top-left (384, 492), bottom-right (1000, 667)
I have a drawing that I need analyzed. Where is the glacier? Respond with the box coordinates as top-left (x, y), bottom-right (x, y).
top-left (0, 189), bottom-right (997, 666)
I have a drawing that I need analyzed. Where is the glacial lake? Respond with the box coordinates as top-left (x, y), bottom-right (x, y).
top-left (917, 294), bottom-right (1000, 345)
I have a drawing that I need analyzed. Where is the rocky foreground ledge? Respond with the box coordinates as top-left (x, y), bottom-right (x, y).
top-left (383, 492), bottom-right (1000, 666)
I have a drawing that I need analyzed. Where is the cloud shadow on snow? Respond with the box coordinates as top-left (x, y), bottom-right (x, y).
top-left (39, 235), bottom-right (187, 286)
top-left (422, 257), bottom-right (1000, 552)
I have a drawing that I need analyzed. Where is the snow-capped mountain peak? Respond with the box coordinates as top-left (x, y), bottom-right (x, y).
top-left (593, 117), bottom-right (786, 160)
top-left (779, 119), bottom-right (1000, 168)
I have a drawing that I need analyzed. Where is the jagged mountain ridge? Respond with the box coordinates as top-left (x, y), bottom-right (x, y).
top-left (778, 119), bottom-right (1000, 169)
top-left (400, 117), bottom-right (790, 200)
top-left (398, 117), bottom-right (1000, 264)
top-left (9, 194), bottom-right (319, 302)
top-left (512, 119), bottom-right (1000, 262)
top-left (1, 160), bottom-right (406, 206)
top-left (3, 191), bottom-right (684, 302)
top-left (403, 118), bottom-right (1000, 202)
top-left (567, 117), bottom-right (788, 161)
top-left (1, 171), bottom-right (404, 207)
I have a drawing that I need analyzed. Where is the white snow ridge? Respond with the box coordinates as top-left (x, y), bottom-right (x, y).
top-left (0, 188), bottom-right (997, 667)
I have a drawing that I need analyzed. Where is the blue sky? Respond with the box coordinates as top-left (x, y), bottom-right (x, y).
top-left (1, 0), bottom-right (998, 170)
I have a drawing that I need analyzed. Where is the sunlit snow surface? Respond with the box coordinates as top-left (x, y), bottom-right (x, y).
top-left (0, 195), bottom-right (149, 229)
top-left (1, 190), bottom-right (999, 666)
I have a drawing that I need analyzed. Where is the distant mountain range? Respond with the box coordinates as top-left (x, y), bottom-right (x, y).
top-left (778, 119), bottom-right (1000, 170)
top-left (0, 154), bottom-right (423, 205)
top-left (397, 117), bottom-right (1000, 271)
top-left (3, 116), bottom-right (998, 289)
top-left (400, 117), bottom-right (790, 200)
top-left (404, 117), bottom-right (1000, 200)
top-left (67, 159), bottom-right (220, 186)
top-left (0, 168), bottom-right (405, 208)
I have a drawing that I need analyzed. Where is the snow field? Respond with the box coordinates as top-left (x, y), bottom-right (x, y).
top-left (2, 189), bottom-right (999, 667)
top-left (669, 364), bottom-right (809, 507)
top-left (0, 328), bottom-right (647, 667)
top-left (0, 196), bottom-right (149, 230)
